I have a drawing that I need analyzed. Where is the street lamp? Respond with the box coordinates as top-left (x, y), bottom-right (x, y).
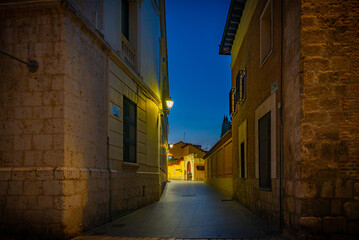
top-left (166, 97), bottom-right (174, 110)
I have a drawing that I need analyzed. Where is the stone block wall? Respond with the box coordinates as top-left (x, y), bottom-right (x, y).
top-left (295, 0), bottom-right (359, 238)
top-left (107, 57), bottom-right (161, 219)
top-left (0, 5), bottom-right (70, 237)
top-left (281, 0), bottom-right (303, 235)
top-left (0, 1), bottom-right (165, 238)
top-left (62, 7), bottom-right (110, 234)
top-left (110, 171), bottom-right (159, 218)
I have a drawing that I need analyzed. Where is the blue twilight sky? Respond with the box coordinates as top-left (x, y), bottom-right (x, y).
top-left (166, 0), bottom-right (232, 151)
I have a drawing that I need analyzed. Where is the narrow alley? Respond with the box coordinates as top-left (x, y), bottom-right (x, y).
top-left (73, 181), bottom-right (282, 240)
top-left (1, 0), bottom-right (358, 239)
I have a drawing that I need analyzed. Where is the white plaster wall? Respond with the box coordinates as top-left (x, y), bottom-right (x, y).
top-left (103, 0), bottom-right (122, 50)
top-left (139, 0), bottom-right (161, 97)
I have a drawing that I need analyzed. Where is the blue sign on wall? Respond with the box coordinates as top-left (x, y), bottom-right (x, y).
top-left (112, 104), bottom-right (119, 117)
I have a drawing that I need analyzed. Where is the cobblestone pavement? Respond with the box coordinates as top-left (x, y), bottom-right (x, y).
top-left (73, 181), bottom-right (284, 240)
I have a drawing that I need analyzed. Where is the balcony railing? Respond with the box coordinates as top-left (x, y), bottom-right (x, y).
top-left (121, 34), bottom-right (136, 69)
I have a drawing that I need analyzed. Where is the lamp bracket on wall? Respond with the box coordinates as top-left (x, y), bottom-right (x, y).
top-left (0, 44), bottom-right (38, 73)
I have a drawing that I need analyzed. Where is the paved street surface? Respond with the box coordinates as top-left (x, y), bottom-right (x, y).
top-left (74, 181), bottom-right (283, 240)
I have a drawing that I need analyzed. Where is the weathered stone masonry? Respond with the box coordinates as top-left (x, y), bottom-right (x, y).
top-left (0, 1), bottom-right (168, 238)
top-left (295, 0), bottom-right (359, 238)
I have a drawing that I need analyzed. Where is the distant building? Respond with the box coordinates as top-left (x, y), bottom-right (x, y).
top-left (168, 141), bottom-right (207, 181)
top-left (0, 0), bottom-right (170, 238)
top-left (168, 155), bottom-right (185, 180)
top-left (218, 0), bottom-right (359, 238)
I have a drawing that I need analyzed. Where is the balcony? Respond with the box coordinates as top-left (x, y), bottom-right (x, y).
top-left (121, 34), bottom-right (136, 69)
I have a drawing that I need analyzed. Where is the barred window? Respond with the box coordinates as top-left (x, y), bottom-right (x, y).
top-left (235, 70), bottom-right (246, 107)
top-left (229, 88), bottom-right (235, 115)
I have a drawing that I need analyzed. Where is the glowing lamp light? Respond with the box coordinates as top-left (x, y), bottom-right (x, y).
top-left (166, 98), bottom-right (174, 109)
top-left (169, 144), bottom-right (173, 148)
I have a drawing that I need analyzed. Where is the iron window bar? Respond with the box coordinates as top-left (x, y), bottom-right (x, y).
top-left (234, 69), bottom-right (246, 112)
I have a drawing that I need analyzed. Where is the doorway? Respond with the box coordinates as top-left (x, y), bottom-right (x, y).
top-left (187, 161), bottom-right (191, 180)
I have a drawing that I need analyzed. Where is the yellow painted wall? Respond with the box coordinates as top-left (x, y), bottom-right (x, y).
top-left (207, 178), bottom-right (233, 197)
top-left (168, 161), bottom-right (185, 180)
top-left (205, 133), bottom-right (233, 197)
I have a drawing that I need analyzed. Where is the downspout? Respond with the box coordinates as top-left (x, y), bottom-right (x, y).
top-left (279, 0), bottom-right (284, 233)
top-left (106, 58), bottom-right (112, 221)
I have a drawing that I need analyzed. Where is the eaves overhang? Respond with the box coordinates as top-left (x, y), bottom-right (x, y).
top-left (219, 0), bottom-right (246, 55)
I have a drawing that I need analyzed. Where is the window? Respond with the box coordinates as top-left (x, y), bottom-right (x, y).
top-left (95, 0), bottom-right (104, 31)
top-left (260, 0), bottom-right (273, 64)
top-left (235, 70), bottom-right (246, 107)
top-left (122, 0), bottom-right (130, 40)
top-left (238, 120), bottom-right (247, 179)
top-left (258, 112), bottom-right (271, 189)
top-left (196, 166), bottom-right (205, 171)
top-left (240, 142), bottom-right (245, 179)
top-left (123, 97), bottom-right (136, 163)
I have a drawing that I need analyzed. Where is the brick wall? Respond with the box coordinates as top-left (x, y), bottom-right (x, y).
top-left (231, 0), bottom-right (282, 225)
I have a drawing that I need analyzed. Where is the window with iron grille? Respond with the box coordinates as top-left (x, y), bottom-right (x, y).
top-left (258, 112), bottom-right (271, 190)
top-left (123, 97), bottom-right (137, 163)
top-left (235, 70), bottom-right (246, 107)
top-left (229, 88), bottom-right (235, 115)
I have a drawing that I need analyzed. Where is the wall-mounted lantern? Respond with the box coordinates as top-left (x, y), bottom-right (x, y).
top-left (166, 97), bottom-right (174, 110)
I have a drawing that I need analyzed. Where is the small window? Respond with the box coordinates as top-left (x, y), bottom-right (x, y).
top-left (95, 0), bottom-right (104, 31)
top-left (258, 112), bottom-right (271, 189)
top-left (122, 0), bottom-right (130, 40)
top-left (260, 0), bottom-right (273, 64)
top-left (240, 142), bottom-right (245, 179)
top-left (196, 166), bottom-right (205, 171)
top-left (123, 97), bottom-right (136, 163)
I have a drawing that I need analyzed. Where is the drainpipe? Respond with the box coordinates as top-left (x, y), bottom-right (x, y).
top-left (279, 0), bottom-right (284, 233)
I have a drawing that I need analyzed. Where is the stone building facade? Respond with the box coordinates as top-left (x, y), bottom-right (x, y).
top-left (219, 0), bottom-right (359, 239)
top-left (204, 129), bottom-right (233, 197)
top-left (0, 0), bottom-right (170, 238)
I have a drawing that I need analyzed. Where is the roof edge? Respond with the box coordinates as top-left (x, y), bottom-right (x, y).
top-left (203, 129), bottom-right (232, 159)
top-left (219, 0), bottom-right (246, 55)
